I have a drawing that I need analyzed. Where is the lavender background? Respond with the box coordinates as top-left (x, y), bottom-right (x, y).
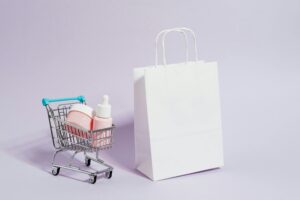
top-left (0, 0), bottom-right (299, 199)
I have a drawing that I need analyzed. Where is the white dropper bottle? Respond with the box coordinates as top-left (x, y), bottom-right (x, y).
top-left (92, 95), bottom-right (113, 147)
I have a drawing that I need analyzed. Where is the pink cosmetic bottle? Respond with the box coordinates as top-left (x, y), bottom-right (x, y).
top-left (92, 95), bottom-right (112, 147)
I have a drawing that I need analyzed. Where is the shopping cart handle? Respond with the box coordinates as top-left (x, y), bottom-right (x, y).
top-left (42, 96), bottom-right (85, 106)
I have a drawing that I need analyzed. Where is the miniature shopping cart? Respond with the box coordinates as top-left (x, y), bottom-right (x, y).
top-left (42, 96), bottom-right (115, 184)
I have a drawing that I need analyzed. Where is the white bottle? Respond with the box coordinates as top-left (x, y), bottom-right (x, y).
top-left (92, 95), bottom-right (113, 147)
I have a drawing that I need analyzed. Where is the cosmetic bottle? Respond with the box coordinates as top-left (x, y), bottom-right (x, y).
top-left (92, 95), bottom-right (112, 147)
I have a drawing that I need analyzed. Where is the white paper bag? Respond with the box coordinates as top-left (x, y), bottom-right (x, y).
top-left (134, 28), bottom-right (224, 181)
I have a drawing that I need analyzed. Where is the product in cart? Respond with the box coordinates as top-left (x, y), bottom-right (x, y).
top-left (42, 96), bottom-right (115, 184)
top-left (92, 95), bottom-right (113, 147)
top-left (66, 104), bottom-right (94, 131)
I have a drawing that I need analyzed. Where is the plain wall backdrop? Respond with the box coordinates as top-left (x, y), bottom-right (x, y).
top-left (0, 0), bottom-right (299, 199)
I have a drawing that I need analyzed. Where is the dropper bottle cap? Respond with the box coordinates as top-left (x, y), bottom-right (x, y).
top-left (95, 95), bottom-right (111, 118)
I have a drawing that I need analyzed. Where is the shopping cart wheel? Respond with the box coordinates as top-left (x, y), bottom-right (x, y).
top-left (52, 167), bottom-right (60, 176)
top-left (105, 171), bottom-right (113, 179)
top-left (89, 175), bottom-right (97, 184)
top-left (85, 158), bottom-right (91, 167)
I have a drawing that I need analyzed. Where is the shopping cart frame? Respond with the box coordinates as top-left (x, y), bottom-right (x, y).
top-left (42, 96), bottom-right (115, 184)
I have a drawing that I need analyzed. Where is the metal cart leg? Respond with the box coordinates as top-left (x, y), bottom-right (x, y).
top-left (50, 149), bottom-right (113, 183)
top-left (51, 149), bottom-right (65, 176)
top-left (84, 150), bottom-right (113, 179)
top-left (68, 151), bottom-right (79, 167)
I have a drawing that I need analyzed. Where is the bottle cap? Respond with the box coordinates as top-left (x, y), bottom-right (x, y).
top-left (95, 95), bottom-right (111, 118)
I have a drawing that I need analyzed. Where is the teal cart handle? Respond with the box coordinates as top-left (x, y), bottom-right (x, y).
top-left (42, 96), bottom-right (85, 106)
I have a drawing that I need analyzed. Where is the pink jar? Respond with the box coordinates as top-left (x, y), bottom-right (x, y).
top-left (66, 104), bottom-right (94, 137)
